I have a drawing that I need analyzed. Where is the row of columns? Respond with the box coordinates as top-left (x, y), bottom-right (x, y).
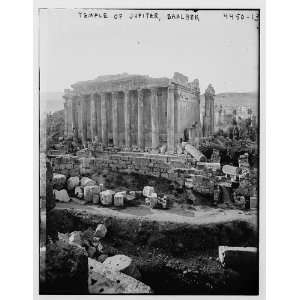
top-left (65, 85), bottom-right (175, 151)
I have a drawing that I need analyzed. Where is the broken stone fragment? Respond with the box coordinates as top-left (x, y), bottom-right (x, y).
top-left (100, 190), bottom-right (115, 206)
top-left (84, 185), bottom-right (100, 203)
top-left (53, 189), bottom-right (70, 202)
top-left (143, 186), bottom-right (155, 197)
top-left (67, 176), bottom-right (80, 190)
top-left (52, 173), bottom-right (67, 190)
top-left (94, 223), bottom-right (107, 239)
top-left (114, 192), bottom-right (124, 207)
top-left (81, 177), bottom-right (96, 187)
top-left (69, 231), bottom-right (82, 246)
top-left (88, 258), bottom-right (151, 294)
top-left (75, 186), bottom-right (83, 199)
top-left (103, 254), bottom-right (141, 280)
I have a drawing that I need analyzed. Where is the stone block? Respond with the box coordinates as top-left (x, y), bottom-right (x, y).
top-left (250, 196), bottom-right (258, 209)
top-left (81, 177), bottom-right (96, 187)
top-left (52, 173), bottom-right (66, 190)
top-left (67, 176), bottom-right (80, 190)
top-left (84, 185), bottom-right (100, 203)
top-left (53, 189), bottom-right (70, 202)
top-left (100, 190), bottom-right (115, 206)
top-left (114, 192), bottom-right (124, 207)
top-left (142, 186), bottom-right (155, 197)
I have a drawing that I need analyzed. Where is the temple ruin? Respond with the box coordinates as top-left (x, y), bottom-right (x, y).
top-left (63, 72), bottom-right (215, 151)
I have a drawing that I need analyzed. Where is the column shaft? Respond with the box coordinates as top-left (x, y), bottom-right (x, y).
top-left (112, 92), bottom-right (118, 146)
top-left (64, 101), bottom-right (68, 137)
top-left (124, 90), bottom-right (130, 148)
top-left (80, 97), bottom-right (87, 146)
top-left (90, 94), bottom-right (97, 142)
top-left (167, 85), bottom-right (175, 152)
top-left (71, 97), bottom-right (79, 142)
top-left (100, 93), bottom-right (108, 146)
top-left (137, 89), bottom-right (144, 149)
top-left (150, 88), bottom-right (159, 149)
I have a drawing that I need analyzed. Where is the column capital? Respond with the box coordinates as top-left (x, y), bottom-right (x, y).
top-left (168, 84), bottom-right (176, 91)
top-left (137, 88), bottom-right (144, 97)
top-left (123, 89), bottom-right (130, 97)
top-left (150, 87), bottom-right (159, 94)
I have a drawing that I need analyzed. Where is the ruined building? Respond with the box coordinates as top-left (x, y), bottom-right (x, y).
top-left (203, 84), bottom-right (216, 137)
top-left (63, 73), bottom-right (215, 152)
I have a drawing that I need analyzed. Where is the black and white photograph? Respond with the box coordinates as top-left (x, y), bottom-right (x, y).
top-left (37, 1), bottom-right (263, 297)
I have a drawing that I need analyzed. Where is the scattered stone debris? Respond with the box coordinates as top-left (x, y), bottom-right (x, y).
top-left (88, 258), bottom-right (152, 294)
top-left (53, 189), bottom-right (70, 202)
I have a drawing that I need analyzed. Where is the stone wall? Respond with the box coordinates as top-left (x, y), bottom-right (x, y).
top-left (49, 152), bottom-right (216, 195)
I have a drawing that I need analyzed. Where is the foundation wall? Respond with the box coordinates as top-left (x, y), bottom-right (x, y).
top-left (49, 153), bottom-right (216, 194)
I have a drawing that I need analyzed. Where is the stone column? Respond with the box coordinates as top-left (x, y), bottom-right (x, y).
top-left (112, 92), bottom-right (119, 146)
top-left (64, 101), bottom-right (68, 137)
top-left (90, 93), bottom-right (97, 142)
top-left (124, 90), bottom-right (130, 148)
top-left (79, 97), bottom-right (87, 147)
top-left (167, 84), bottom-right (175, 152)
top-left (71, 96), bottom-right (79, 142)
top-left (137, 89), bottom-right (144, 149)
top-left (100, 92), bottom-right (108, 146)
top-left (150, 88), bottom-right (159, 149)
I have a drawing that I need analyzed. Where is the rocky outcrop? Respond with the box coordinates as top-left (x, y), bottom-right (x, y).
top-left (88, 258), bottom-right (152, 294)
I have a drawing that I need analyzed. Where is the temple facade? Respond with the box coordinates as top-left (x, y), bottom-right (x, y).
top-left (63, 72), bottom-right (214, 152)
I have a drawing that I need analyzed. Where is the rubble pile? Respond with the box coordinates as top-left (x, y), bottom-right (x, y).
top-left (52, 222), bottom-right (152, 294)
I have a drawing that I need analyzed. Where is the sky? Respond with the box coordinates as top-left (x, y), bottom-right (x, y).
top-left (39, 9), bottom-right (259, 94)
